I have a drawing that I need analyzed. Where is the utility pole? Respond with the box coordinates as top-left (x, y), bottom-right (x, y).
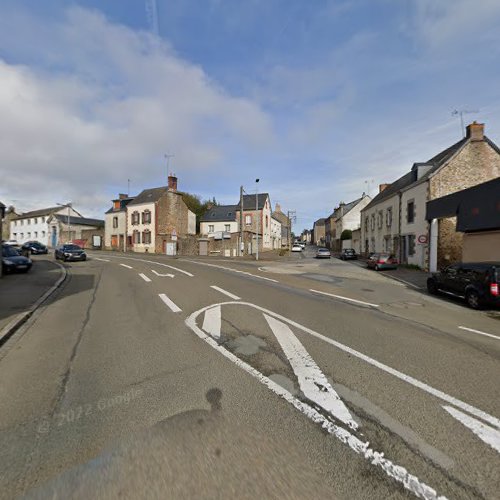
top-left (287, 210), bottom-right (296, 251)
top-left (127, 179), bottom-right (131, 196)
top-left (255, 179), bottom-right (260, 261)
top-left (240, 185), bottom-right (244, 256)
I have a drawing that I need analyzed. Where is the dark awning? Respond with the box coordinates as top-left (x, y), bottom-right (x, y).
top-left (426, 177), bottom-right (500, 232)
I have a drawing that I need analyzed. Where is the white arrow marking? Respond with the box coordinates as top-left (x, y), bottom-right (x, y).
top-left (263, 313), bottom-right (358, 430)
top-left (202, 306), bottom-right (221, 339)
top-left (151, 269), bottom-right (175, 278)
top-left (443, 405), bottom-right (500, 454)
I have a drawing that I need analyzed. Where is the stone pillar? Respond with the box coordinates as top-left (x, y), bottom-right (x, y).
top-left (429, 219), bottom-right (438, 272)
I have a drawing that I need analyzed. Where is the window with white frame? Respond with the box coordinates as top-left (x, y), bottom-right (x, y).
top-left (208, 225), bottom-right (215, 233)
top-left (34, 218), bottom-right (38, 224)
top-left (370, 214), bottom-right (375, 231)
top-left (133, 230), bottom-right (140, 244)
top-left (142, 230), bottom-right (151, 244)
top-left (131, 211), bottom-right (140, 225)
top-left (113, 216), bottom-right (118, 228)
top-left (42, 231), bottom-right (46, 237)
top-left (142, 210), bottom-right (151, 224)
top-left (245, 215), bottom-right (252, 225)
top-left (377, 210), bottom-right (383, 229)
top-left (225, 224), bottom-right (231, 232)
top-left (34, 231), bottom-right (38, 238)
top-left (386, 207), bottom-right (392, 227)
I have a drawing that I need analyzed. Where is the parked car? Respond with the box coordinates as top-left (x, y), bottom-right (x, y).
top-left (427, 262), bottom-right (499, 309)
top-left (55, 244), bottom-right (87, 262)
top-left (316, 248), bottom-right (331, 259)
top-left (340, 248), bottom-right (357, 260)
top-left (3, 239), bottom-right (19, 247)
top-left (366, 253), bottom-right (398, 271)
top-left (2, 244), bottom-right (32, 273)
top-left (21, 241), bottom-right (48, 255)
top-left (291, 244), bottom-right (302, 252)
top-left (300, 242), bottom-right (306, 249)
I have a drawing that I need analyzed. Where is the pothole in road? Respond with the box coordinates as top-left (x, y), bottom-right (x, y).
top-left (227, 335), bottom-right (267, 356)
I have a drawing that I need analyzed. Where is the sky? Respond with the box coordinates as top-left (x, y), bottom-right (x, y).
top-left (1, 0), bottom-right (500, 231)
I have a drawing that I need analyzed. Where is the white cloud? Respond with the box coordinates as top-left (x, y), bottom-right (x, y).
top-left (0, 6), bottom-right (275, 217)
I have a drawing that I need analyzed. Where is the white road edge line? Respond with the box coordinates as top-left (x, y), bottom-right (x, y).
top-left (458, 326), bottom-right (499, 341)
top-left (120, 264), bottom-right (133, 269)
top-left (186, 302), bottom-right (446, 500)
top-left (139, 273), bottom-right (151, 282)
top-left (182, 260), bottom-right (279, 283)
top-left (310, 289), bottom-right (379, 308)
top-left (158, 293), bottom-right (182, 313)
top-left (264, 314), bottom-right (358, 430)
top-left (94, 258), bottom-right (110, 262)
top-left (210, 285), bottom-right (241, 300)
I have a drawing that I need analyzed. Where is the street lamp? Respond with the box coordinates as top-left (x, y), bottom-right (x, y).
top-left (255, 178), bottom-right (260, 261)
top-left (57, 202), bottom-right (72, 243)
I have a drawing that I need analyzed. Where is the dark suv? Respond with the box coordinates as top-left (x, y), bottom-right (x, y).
top-left (427, 262), bottom-right (500, 309)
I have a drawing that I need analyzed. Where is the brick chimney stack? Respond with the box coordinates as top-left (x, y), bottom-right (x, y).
top-left (168, 173), bottom-right (178, 192)
top-left (466, 121), bottom-right (484, 142)
top-left (275, 202), bottom-right (282, 213)
top-left (379, 183), bottom-right (390, 193)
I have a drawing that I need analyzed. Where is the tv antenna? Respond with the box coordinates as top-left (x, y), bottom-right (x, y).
top-left (164, 153), bottom-right (175, 171)
top-left (452, 109), bottom-right (478, 138)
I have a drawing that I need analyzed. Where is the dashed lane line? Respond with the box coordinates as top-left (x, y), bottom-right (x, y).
top-left (94, 257), bottom-right (110, 262)
top-left (458, 326), bottom-right (500, 341)
top-left (158, 293), bottom-right (182, 313)
top-left (139, 273), bottom-right (151, 283)
top-left (310, 289), bottom-right (379, 309)
top-left (120, 264), bottom-right (133, 269)
top-left (210, 285), bottom-right (241, 300)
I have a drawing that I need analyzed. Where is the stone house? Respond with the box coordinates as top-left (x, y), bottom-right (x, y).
top-left (104, 194), bottom-right (135, 251)
top-left (361, 122), bottom-right (500, 270)
top-left (272, 203), bottom-right (291, 247)
top-left (313, 218), bottom-right (326, 246)
top-left (2, 206), bottom-right (18, 241)
top-left (200, 205), bottom-right (238, 237)
top-left (126, 175), bottom-right (196, 254)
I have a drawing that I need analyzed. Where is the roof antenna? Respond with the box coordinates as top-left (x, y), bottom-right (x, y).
top-left (452, 109), bottom-right (478, 138)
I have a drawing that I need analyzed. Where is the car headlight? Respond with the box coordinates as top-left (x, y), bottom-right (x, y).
top-left (64, 252), bottom-right (71, 257)
top-left (4, 259), bottom-right (14, 265)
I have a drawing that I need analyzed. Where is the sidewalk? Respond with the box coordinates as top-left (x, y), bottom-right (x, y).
top-left (0, 257), bottom-right (65, 344)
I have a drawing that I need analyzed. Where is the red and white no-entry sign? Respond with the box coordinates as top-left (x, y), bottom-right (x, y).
top-left (417, 234), bottom-right (428, 244)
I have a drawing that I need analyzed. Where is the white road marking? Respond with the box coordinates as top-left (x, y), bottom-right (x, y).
top-left (182, 260), bottom-right (279, 282)
top-left (310, 289), bottom-right (379, 309)
top-left (92, 255), bottom-right (194, 276)
top-left (202, 306), bottom-right (221, 339)
top-left (158, 293), bottom-right (182, 313)
top-left (443, 405), bottom-right (500, 454)
top-left (210, 285), bottom-right (241, 300)
top-left (458, 326), bottom-right (500, 341)
top-left (186, 302), bottom-right (446, 500)
top-left (151, 269), bottom-right (175, 278)
top-left (264, 314), bottom-right (358, 430)
top-left (139, 273), bottom-right (151, 282)
top-left (94, 258), bottom-right (110, 262)
top-left (120, 264), bottom-right (133, 269)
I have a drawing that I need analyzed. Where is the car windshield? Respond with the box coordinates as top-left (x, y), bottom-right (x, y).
top-left (63, 245), bottom-right (82, 251)
top-left (2, 246), bottom-right (21, 257)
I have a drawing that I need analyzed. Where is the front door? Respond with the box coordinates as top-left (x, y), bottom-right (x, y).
top-left (119, 234), bottom-right (124, 251)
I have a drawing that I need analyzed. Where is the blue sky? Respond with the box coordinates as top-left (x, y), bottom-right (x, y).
top-left (1, 0), bottom-right (500, 230)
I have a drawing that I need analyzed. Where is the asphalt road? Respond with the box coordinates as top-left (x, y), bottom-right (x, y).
top-left (0, 249), bottom-right (499, 499)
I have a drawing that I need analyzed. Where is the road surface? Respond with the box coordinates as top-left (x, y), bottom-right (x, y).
top-left (1, 250), bottom-right (499, 499)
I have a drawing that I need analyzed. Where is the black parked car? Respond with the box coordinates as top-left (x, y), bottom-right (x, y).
top-left (340, 248), bottom-right (358, 260)
top-left (55, 244), bottom-right (87, 262)
top-left (2, 244), bottom-right (33, 273)
top-left (427, 262), bottom-right (500, 309)
top-left (21, 241), bottom-right (48, 255)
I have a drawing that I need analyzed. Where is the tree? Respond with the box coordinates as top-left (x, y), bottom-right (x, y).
top-left (340, 229), bottom-right (352, 241)
top-left (180, 192), bottom-right (215, 233)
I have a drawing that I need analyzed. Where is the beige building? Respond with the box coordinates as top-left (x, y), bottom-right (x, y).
top-left (313, 218), bottom-right (326, 246)
top-left (361, 122), bottom-right (500, 270)
top-left (105, 194), bottom-right (135, 251)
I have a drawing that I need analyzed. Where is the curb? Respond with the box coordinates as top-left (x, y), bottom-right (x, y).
top-left (0, 261), bottom-right (67, 347)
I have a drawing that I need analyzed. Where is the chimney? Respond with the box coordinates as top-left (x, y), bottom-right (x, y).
top-left (275, 202), bottom-right (281, 213)
top-left (379, 183), bottom-right (389, 193)
top-left (168, 173), bottom-right (178, 192)
top-left (118, 193), bottom-right (128, 199)
top-left (466, 121), bottom-right (484, 141)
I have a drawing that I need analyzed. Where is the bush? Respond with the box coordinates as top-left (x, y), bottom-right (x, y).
top-left (340, 229), bottom-right (352, 240)
top-left (279, 249), bottom-right (288, 256)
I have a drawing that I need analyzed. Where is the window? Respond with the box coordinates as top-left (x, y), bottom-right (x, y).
top-left (14, 220), bottom-right (17, 226)
top-left (265, 215), bottom-right (269, 227)
top-left (377, 210), bottom-right (383, 229)
top-left (42, 217), bottom-right (46, 223)
top-left (27, 219), bottom-right (31, 225)
top-left (133, 230), bottom-right (140, 244)
top-left (34, 231), bottom-right (38, 238)
top-left (208, 225), bottom-right (215, 233)
top-left (34, 218), bottom-right (38, 224)
top-left (142, 210), bottom-right (151, 224)
top-left (142, 230), bottom-right (151, 244)
top-left (386, 208), bottom-right (392, 227)
top-left (225, 224), bottom-right (231, 232)
top-left (27, 232), bottom-right (31, 238)
top-left (407, 201), bottom-right (415, 224)
top-left (113, 216), bottom-right (118, 228)
top-left (42, 231), bottom-right (46, 237)
top-left (20, 220), bottom-right (24, 226)
top-left (13, 233), bottom-right (17, 238)
top-left (245, 215), bottom-right (252, 225)
top-left (131, 211), bottom-right (140, 225)
top-left (20, 233), bottom-right (24, 239)
top-left (370, 214), bottom-right (375, 231)
top-left (408, 234), bottom-right (416, 256)
top-left (364, 216), bottom-right (369, 232)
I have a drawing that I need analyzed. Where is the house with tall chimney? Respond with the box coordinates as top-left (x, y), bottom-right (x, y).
top-left (361, 122), bottom-right (500, 270)
top-left (126, 174), bottom-right (196, 254)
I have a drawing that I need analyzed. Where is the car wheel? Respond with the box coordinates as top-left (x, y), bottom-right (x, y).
top-left (427, 279), bottom-right (438, 295)
top-left (82, 256), bottom-right (87, 261)
top-left (375, 264), bottom-right (380, 271)
top-left (466, 290), bottom-right (481, 310)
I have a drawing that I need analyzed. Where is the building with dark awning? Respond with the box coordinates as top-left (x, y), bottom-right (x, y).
top-left (426, 178), bottom-right (500, 264)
